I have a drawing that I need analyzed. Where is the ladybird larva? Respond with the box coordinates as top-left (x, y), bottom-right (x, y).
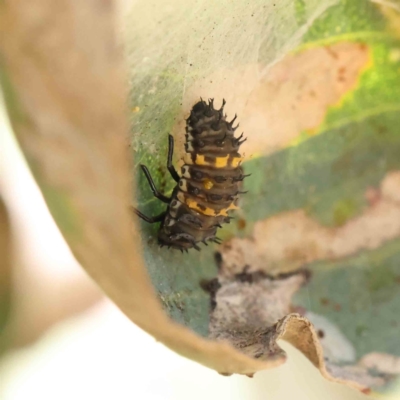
top-left (133, 98), bottom-right (248, 252)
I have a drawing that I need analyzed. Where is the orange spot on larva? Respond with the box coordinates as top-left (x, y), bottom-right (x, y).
top-left (203, 179), bottom-right (214, 190)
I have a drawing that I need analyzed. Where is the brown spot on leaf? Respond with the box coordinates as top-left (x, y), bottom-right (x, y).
top-left (237, 218), bottom-right (247, 230)
top-left (200, 278), bottom-right (221, 311)
top-left (209, 261), bottom-right (384, 390)
top-left (320, 298), bottom-right (330, 306)
top-left (209, 272), bottom-right (307, 361)
top-left (240, 42), bottom-right (370, 156)
top-left (219, 171), bottom-right (400, 277)
top-left (174, 42), bottom-right (369, 160)
top-left (365, 186), bottom-right (381, 207)
top-left (325, 45), bottom-right (339, 59)
top-left (234, 270), bottom-right (267, 283)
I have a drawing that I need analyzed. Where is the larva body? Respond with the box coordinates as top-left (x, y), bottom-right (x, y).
top-left (134, 99), bottom-right (247, 252)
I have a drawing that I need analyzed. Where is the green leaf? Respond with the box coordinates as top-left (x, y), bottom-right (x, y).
top-left (2, 0), bottom-right (400, 394)
top-left (129, 0), bottom-right (400, 394)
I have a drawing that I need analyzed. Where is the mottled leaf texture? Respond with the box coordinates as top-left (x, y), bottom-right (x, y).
top-left (2, 0), bottom-right (400, 396)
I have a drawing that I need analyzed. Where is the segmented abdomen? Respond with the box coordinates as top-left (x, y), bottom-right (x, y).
top-left (158, 99), bottom-right (246, 251)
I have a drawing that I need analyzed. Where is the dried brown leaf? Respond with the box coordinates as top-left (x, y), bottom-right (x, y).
top-left (0, 0), bottom-right (278, 376)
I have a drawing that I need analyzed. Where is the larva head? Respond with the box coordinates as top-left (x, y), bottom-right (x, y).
top-left (186, 99), bottom-right (223, 132)
top-left (185, 99), bottom-right (244, 155)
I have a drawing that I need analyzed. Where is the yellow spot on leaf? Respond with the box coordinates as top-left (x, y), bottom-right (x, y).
top-left (132, 106), bottom-right (140, 113)
top-left (389, 48), bottom-right (400, 63)
top-left (305, 127), bottom-right (318, 137)
top-left (380, 5), bottom-right (400, 39)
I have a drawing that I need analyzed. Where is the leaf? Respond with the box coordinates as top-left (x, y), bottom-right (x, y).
top-left (127, 0), bottom-right (400, 395)
top-left (0, 0), bottom-right (282, 378)
top-left (0, 101), bottom-right (106, 351)
top-left (0, 196), bottom-right (12, 355)
top-left (2, 0), bottom-right (400, 396)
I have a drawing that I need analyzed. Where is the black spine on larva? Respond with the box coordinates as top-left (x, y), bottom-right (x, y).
top-left (157, 99), bottom-right (247, 251)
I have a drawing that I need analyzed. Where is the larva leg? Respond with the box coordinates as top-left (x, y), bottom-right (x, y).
top-left (140, 165), bottom-right (171, 203)
top-left (167, 134), bottom-right (180, 182)
top-left (132, 208), bottom-right (166, 223)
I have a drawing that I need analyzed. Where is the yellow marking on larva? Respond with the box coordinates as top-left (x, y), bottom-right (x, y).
top-left (184, 154), bottom-right (193, 165)
top-left (216, 208), bottom-right (229, 216)
top-left (194, 202), bottom-right (239, 217)
top-left (231, 156), bottom-right (242, 168)
top-left (186, 199), bottom-right (217, 216)
top-left (227, 202), bottom-right (240, 211)
top-left (186, 198), bottom-right (197, 208)
top-left (195, 154), bottom-right (210, 166)
top-left (217, 202), bottom-right (240, 216)
top-left (203, 179), bottom-right (214, 190)
top-left (177, 187), bottom-right (239, 217)
top-left (203, 207), bottom-right (218, 216)
top-left (215, 155), bottom-right (229, 168)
